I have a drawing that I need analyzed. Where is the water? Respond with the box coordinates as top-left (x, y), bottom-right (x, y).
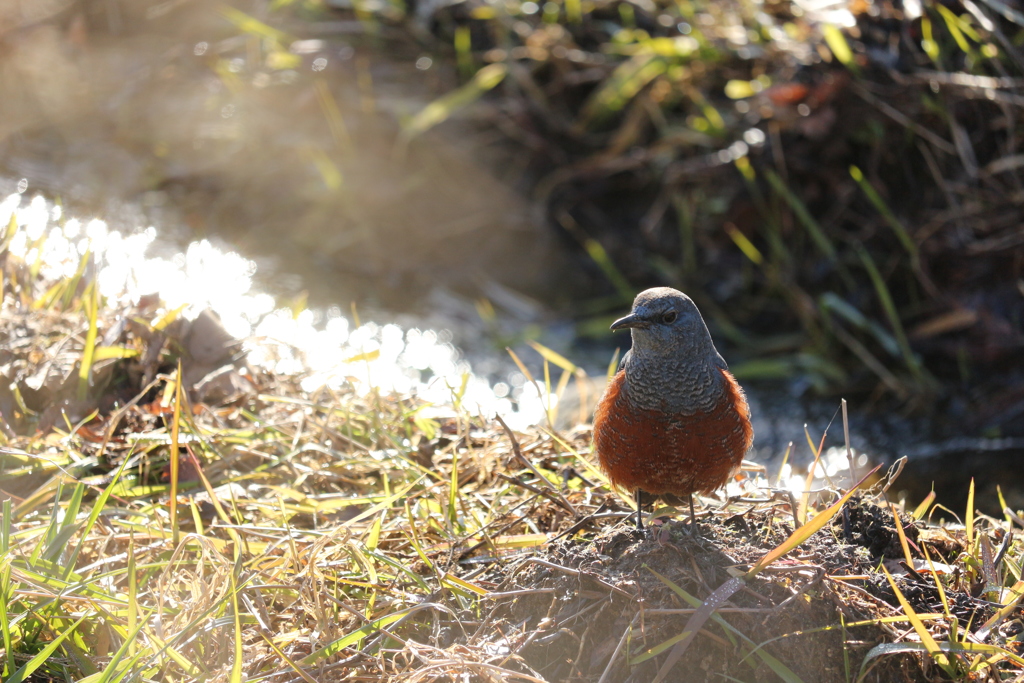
top-left (0, 189), bottom-right (549, 430)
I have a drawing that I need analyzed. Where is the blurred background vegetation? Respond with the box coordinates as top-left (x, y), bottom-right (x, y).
top-left (0, 0), bottom-right (1021, 433)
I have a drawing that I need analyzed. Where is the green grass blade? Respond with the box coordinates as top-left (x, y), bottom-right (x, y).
top-left (31, 479), bottom-right (65, 565)
top-left (644, 568), bottom-right (805, 682)
top-left (448, 441), bottom-right (460, 531)
top-left (298, 608), bottom-right (412, 666)
top-left (170, 361), bottom-right (183, 546)
top-left (854, 245), bottom-right (922, 380)
top-left (849, 166), bottom-right (917, 261)
top-left (127, 531), bottom-right (137, 658)
top-left (60, 248), bottom-right (91, 311)
top-left (579, 54), bottom-right (667, 127)
top-left (583, 237), bottom-right (634, 303)
top-left (6, 614), bottom-right (87, 683)
top-left (229, 563), bottom-right (244, 683)
top-left (820, 292), bottom-right (901, 358)
top-left (764, 169), bottom-right (837, 261)
top-left (77, 281), bottom-right (99, 400)
top-left (65, 452), bottom-right (133, 580)
top-left (0, 499), bottom-right (12, 678)
top-left (403, 64), bottom-right (507, 139)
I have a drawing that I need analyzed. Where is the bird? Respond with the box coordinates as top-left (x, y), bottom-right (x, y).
top-left (593, 287), bottom-right (753, 530)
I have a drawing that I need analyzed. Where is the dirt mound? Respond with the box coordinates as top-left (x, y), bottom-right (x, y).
top-left (482, 498), bottom-right (986, 682)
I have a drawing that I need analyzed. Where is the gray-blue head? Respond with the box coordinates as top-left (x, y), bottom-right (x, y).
top-left (611, 287), bottom-right (725, 368)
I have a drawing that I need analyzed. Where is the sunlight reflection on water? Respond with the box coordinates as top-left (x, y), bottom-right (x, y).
top-left (2, 190), bottom-right (887, 500)
top-left (2, 192), bottom-right (548, 430)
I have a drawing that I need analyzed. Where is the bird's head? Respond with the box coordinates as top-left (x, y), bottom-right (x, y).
top-left (611, 287), bottom-right (722, 364)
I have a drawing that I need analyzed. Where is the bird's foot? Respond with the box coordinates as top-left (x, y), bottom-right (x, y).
top-left (629, 515), bottom-right (654, 540)
top-left (684, 494), bottom-right (702, 537)
top-left (631, 489), bottom-right (648, 538)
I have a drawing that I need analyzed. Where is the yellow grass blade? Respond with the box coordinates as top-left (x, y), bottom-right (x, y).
top-left (776, 441), bottom-right (793, 487)
top-left (441, 572), bottom-right (489, 596)
top-left (219, 6), bottom-right (290, 43)
top-left (890, 503), bottom-right (914, 566)
top-left (724, 223), bottom-right (764, 265)
top-left (798, 424), bottom-right (827, 525)
top-left (527, 340), bottom-right (578, 373)
top-left (152, 303), bottom-right (188, 331)
top-left (913, 490), bottom-right (935, 519)
top-left (998, 486), bottom-right (1012, 526)
top-left (747, 464), bottom-right (882, 578)
top-left (507, 347), bottom-right (538, 389)
top-left (966, 478), bottom-right (976, 548)
top-left (822, 25), bottom-right (856, 69)
top-left (344, 349), bottom-right (380, 363)
top-left (92, 346), bottom-right (140, 361)
top-left (169, 360), bottom-right (183, 546)
top-left (881, 565), bottom-right (952, 672)
top-left (544, 429), bottom-right (609, 486)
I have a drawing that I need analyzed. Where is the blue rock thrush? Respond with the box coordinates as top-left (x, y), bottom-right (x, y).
top-left (593, 287), bottom-right (754, 529)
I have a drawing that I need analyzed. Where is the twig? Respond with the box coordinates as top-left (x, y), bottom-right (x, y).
top-left (898, 561), bottom-right (927, 584)
top-left (596, 615), bottom-right (636, 683)
top-left (546, 502), bottom-right (612, 543)
top-left (497, 473), bottom-right (576, 517)
top-left (842, 399), bottom-right (855, 486)
top-left (501, 556), bottom-right (634, 599)
top-left (873, 456), bottom-right (908, 499)
top-left (993, 531), bottom-right (1013, 570)
top-left (496, 415), bottom-right (576, 516)
top-left (481, 588), bottom-right (559, 599)
top-left (853, 83), bottom-right (956, 155)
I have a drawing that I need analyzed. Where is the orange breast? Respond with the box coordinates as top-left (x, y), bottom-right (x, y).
top-left (592, 368), bottom-right (753, 496)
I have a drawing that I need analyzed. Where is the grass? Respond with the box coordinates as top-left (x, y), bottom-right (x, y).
top-left (1, 206), bottom-right (1024, 681)
top-left (1, 1), bottom-right (1022, 672)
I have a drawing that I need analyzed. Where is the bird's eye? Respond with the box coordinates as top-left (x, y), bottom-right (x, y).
top-left (661, 311), bottom-right (678, 324)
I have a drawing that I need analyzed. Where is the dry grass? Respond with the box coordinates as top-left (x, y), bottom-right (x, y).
top-left (4, 370), bottom-right (1023, 681)
top-left (2, 214), bottom-right (1024, 682)
top-left (0, 0), bottom-right (1021, 675)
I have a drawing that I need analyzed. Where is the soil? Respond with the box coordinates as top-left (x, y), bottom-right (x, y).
top-left (475, 497), bottom-right (994, 683)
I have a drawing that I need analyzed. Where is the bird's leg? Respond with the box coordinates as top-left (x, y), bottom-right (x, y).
top-left (635, 489), bottom-right (644, 530)
top-left (688, 494), bottom-right (697, 532)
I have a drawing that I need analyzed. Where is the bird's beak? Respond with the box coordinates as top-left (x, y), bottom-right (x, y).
top-left (610, 313), bottom-right (649, 331)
